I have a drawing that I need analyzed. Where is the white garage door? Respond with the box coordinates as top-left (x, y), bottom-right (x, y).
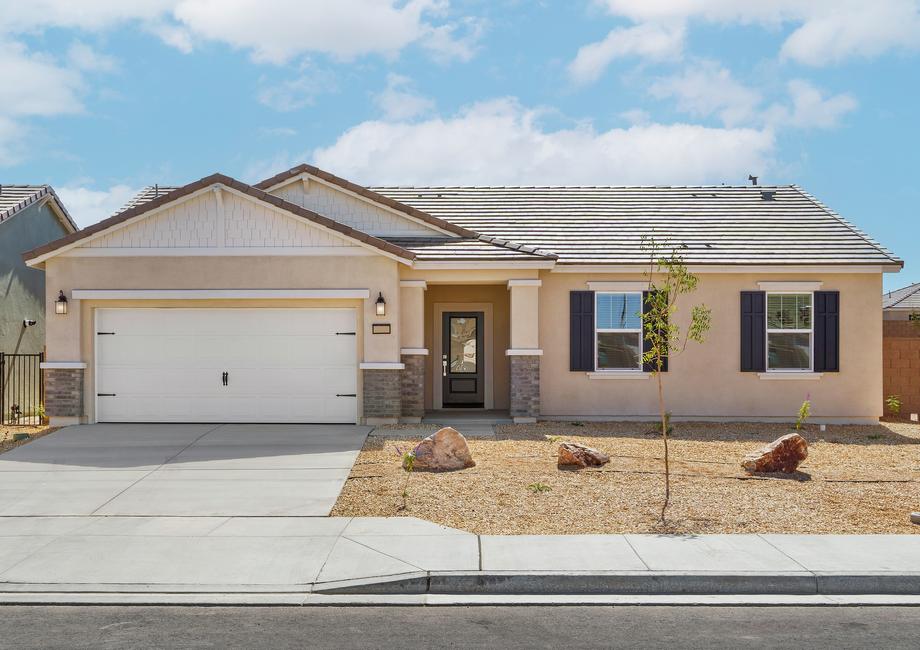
top-left (95, 308), bottom-right (357, 423)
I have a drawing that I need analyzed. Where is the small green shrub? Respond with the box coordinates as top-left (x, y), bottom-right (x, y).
top-left (885, 394), bottom-right (902, 417)
top-left (795, 396), bottom-right (811, 431)
top-left (544, 435), bottom-right (564, 443)
top-left (527, 482), bottom-right (552, 493)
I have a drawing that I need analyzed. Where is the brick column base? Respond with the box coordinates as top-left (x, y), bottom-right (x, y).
top-left (400, 355), bottom-right (425, 421)
top-left (510, 355), bottom-right (540, 422)
top-left (44, 368), bottom-right (84, 420)
top-left (363, 369), bottom-right (401, 424)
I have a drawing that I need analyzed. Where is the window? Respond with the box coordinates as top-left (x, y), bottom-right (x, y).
top-left (766, 293), bottom-right (812, 371)
top-left (595, 292), bottom-right (642, 370)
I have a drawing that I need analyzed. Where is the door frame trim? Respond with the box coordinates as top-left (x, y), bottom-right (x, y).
top-left (432, 302), bottom-right (493, 410)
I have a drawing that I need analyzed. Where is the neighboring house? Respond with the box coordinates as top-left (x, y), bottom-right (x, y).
top-left (23, 165), bottom-right (901, 427)
top-left (882, 283), bottom-right (920, 416)
top-left (0, 185), bottom-right (77, 354)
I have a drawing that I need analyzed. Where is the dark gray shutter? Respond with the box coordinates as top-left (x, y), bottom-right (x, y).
top-left (570, 291), bottom-right (595, 371)
top-left (642, 290), bottom-right (668, 372)
top-left (741, 291), bottom-right (766, 372)
top-left (813, 291), bottom-right (839, 372)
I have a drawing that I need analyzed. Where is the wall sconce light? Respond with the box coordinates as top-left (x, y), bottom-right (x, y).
top-left (375, 292), bottom-right (386, 317)
top-left (55, 290), bottom-right (68, 315)
top-left (22, 319), bottom-right (36, 328)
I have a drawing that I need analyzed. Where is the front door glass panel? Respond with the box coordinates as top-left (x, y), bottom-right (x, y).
top-left (449, 317), bottom-right (477, 373)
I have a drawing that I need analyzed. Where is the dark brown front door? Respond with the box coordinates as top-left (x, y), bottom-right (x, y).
top-left (442, 311), bottom-right (484, 407)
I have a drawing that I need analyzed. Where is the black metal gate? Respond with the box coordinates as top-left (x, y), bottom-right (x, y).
top-left (0, 353), bottom-right (44, 425)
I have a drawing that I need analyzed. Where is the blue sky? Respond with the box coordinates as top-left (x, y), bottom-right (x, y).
top-left (1, 1), bottom-right (917, 289)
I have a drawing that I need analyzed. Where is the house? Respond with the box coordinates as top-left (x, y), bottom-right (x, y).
top-left (882, 283), bottom-right (920, 416)
top-left (1, 185), bottom-right (77, 354)
top-left (22, 165), bottom-right (901, 427)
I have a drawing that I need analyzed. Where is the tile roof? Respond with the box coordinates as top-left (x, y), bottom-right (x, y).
top-left (0, 184), bottom-right (77, 231)
top-left (883, 283), bottom-right (920, 310)
top-left (371, 185), bottom-right (902, 267)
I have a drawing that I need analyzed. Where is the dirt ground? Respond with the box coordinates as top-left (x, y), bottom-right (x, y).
top-left (331, 420), bottom-right (920, 535)
top-left (0, 425), bottom-right (56, 454)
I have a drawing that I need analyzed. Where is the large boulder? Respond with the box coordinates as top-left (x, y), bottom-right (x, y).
top-left (742, 433), bottom-right (808, 473)
top-left (407, 427), bottom-right (475, 471)
top-left (558, 442), bottom-right (610, 468)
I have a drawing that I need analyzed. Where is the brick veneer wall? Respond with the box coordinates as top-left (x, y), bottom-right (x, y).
top-left (509, 355), bottom-right (540, 419)
top-left (883, 320), bottom-right (920, 415)
top-left (400, 355), bottom-right (425, 419)
top-left (44, 368), bottom-right (84, 418)
top-left (363, 369), bottom-right (401, 421)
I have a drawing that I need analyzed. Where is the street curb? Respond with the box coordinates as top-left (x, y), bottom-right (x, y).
top-left (313, 571), bottom-right (920, 596)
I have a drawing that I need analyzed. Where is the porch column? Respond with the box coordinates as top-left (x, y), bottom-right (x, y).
top-left (507, 279), bottom-right (542, 423)
top-left (399, 280), bottom-right (427, 422)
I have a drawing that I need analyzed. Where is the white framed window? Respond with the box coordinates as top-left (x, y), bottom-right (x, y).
top-left (595, 292), bottom-right (643, 371)
top-left (766, 292), bottom-right (813, 371)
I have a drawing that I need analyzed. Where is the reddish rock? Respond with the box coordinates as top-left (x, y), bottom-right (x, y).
top-left (408, 427), bottom-right (475, 471)
top-left (742, 433), bottom-right (808, 473)
top-left (557, 442), bottom-right (610, 468)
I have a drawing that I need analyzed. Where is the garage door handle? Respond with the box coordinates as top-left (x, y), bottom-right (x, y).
top-left (97, 393), bottom-right (116, 397)
top-left (336, 393), bottom-right (357, 397)
top-left (336, 332), bottom-right (356, 336)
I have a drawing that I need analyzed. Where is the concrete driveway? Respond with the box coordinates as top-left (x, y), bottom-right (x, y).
top-left (0, 424), bottom-right (370, 516)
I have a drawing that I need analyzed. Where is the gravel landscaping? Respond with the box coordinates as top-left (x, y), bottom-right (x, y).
top-left (0, 425), bottom-right (56, 454)
top-left (331, 421), bottom-right (920, 535)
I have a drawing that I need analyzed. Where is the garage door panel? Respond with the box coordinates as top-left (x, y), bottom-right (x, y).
top-left (95, 308), bottom-right (359, 423)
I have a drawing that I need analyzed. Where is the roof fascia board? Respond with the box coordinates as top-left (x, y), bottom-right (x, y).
top-left (551, 264), bottom-right (893, 274)
top-left (268, 172), bottom-right (459, 238)
top-left (413, 260), bottom-right (556, 270)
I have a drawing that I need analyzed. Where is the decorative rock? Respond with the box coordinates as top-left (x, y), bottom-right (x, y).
top-left (558, 442), bottom-right (610, 468)
top-left (408, 427), bottom-right (475, 471)
top-left (741, 433), bottom-right (808, 473)
top-left (911, 512), bottom-right (920, 526)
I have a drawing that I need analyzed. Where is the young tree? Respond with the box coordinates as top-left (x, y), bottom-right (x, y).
top-left (642, 237), bottom-right (712, 523)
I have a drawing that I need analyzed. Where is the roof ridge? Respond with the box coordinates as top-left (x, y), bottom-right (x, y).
top-left (789, 184), bottom-right (902, 267)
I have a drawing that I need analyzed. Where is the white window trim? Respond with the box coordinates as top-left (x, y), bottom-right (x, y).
top-left (594, 291), bottom-right (644, 372)
top-left (765, 291), bottom-right (814, 373)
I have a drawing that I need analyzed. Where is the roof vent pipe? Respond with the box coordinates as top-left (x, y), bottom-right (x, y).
top-left (748, 174), bottom-right (758, 186)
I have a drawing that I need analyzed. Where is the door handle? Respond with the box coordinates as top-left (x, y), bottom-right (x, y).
top-left (442, 359), bottom-right (448, 377)
top-left (222, 371), bottom-right (229, 386)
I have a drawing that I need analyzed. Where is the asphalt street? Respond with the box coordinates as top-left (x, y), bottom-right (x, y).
top-left (1, 605), bottom-right (918, 649)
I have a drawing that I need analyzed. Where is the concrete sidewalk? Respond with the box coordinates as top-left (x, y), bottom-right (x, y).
top-left (1, 515), bottom-right (918, 602)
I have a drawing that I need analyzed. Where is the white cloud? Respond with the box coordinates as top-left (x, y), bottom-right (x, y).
top-left (373, 74), bottom-right (435, 121)
top-left (67, 41), bottom-right (118, 72)
top-left (0, 41), bottom-right (87, 166)
top-left (312, 98), bottom-right (773, 185)
top-left (765, 80), bottom-right (857, 129)
top-left (1, 1), bottom-right (480, 64)
top-left (257, 67), bottom-right (339, 112)
top-left (649, 61), bottom-right (762, 127)
top-left (595, 0), bottom-right (920, 66)
top-left (651, 63), bottom-right (857, 130)
top-left (569, 22), bottom-right (684, 84)
top-left (56, 184), bottom-right (142, 227)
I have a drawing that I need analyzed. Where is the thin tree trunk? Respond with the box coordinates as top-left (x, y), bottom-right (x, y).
top-left (657, 360), bottom-right (669, 523)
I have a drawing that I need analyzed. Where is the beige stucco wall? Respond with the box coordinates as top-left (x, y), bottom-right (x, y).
top-left (539, 271), bottom-right (884, 421)
top-left (509, 284), bottom-right (540, 349)
top-left (423, 284), bottom-right (510, 411)
top-left (44, 255), bottom-right (402, 422)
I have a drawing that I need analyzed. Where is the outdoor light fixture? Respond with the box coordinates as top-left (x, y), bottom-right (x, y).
top-left (55, 290), bottom-right (68, 315)
top-left (375, 292), bottom-right (386, 317)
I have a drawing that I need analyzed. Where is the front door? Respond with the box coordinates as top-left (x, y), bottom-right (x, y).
top-left (441, 311), bottom-right (484, 407)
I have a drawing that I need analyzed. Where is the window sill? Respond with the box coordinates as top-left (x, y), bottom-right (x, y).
top-left (587, 371), bottom-right (651, 380)
top-left (757, 372), bottom-right (823, 380)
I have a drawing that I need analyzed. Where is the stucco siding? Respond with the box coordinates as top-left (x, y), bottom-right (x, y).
top-left (0, 201), bottom-right (70, 353)
top-left (539, 271), bottom-right (883, 421)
